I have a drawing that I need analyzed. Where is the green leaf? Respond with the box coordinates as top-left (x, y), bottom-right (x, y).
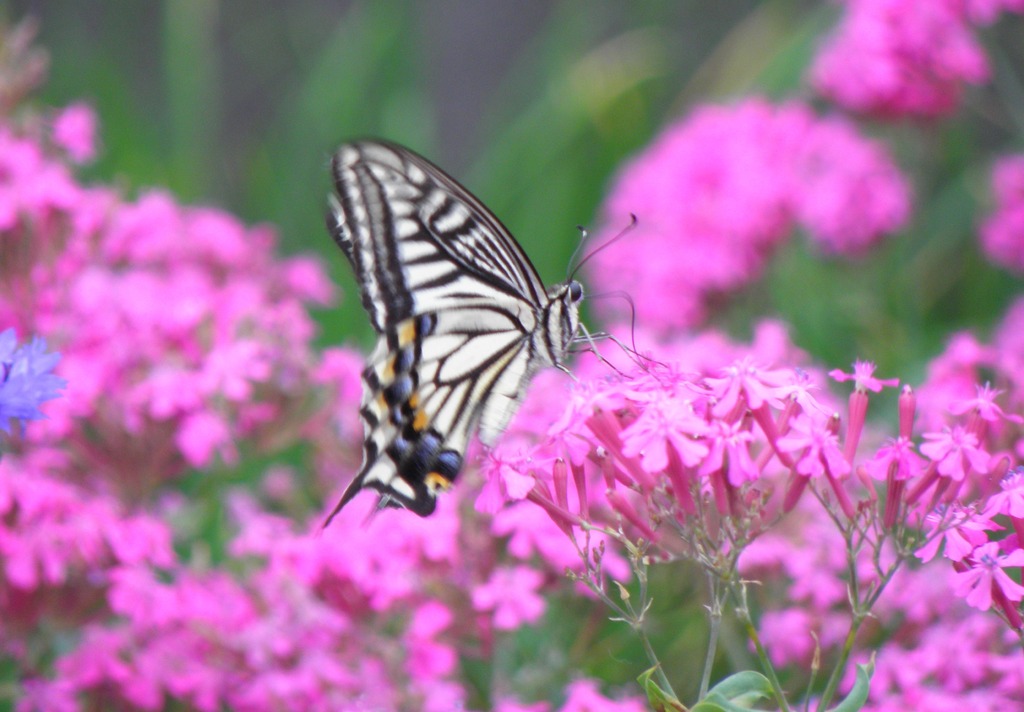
top-left (691, 672), bottom-right (774, 711)
top-left (826, 659), bottom-right (875, 712)
top-left (690, 701), bottom-right (729, 712)
top-left (707, 671), bottom-right (773, 700)
top-left (637, 666), bottom-right (686, 712)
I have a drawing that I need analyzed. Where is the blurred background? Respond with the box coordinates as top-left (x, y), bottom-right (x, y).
top-left (6, 1), bottom-right (823, 342)
top-left (6, 0), bottom-right (1023, 386)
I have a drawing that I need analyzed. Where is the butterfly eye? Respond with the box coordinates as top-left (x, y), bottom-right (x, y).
top-left (568, 280), bottom-right (583, 303)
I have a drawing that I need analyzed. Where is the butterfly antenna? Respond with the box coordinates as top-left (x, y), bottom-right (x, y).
top-left (566, 224), bottom-right (593, 279)
top-left (568, 213), bottom-right (638, 283)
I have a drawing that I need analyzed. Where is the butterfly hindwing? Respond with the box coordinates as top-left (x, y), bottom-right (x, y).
top-left (325, 141), bottom-right (583, 520)
top-left (337, 312), bottom-right (463, 517)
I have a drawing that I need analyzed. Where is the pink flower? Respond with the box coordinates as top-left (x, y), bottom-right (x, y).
top-left (0, 454), bottom-right (173, 593)
top-left (948, 382), bottom-right (1023, 423)
top-left (0, 127), bottom-right (82, 232)
top-left (970, 0), bottom-right (1024, 22)
top-left (917, 506), bottom-right (996, 562)
top-left (471, 566), bottom-right (547, 630)
top-left (829, 360), bottom-right (899, 393)
top-left (492, 502), bottom-right (584, 571)
top-left (280, 255), bottom-right (336, 305)
top-left (994, 298), bottom-right (1024, 383)
top-left (51, 103), bottom-right (98, 163)
top-left (914, 333), bottom-right (994, 432)
top-left (985, 467), bottom-right (1024, 519)
top-left (778, 414), bottom-right (850, 479)
top-left (792, 118), bottom-right (911, 253)
top-left (405, 602), bottom-right (456, 680)
top-left (759, 609), bottom-right (818, 666)
top-left (864, 437), bottom-right (923, 482)
top-left (588, 99), bottom-right (908, 330)
top-left (477, 451), bottom-right (541, 513)
top-left (920, 426), bottom-right (990, 481)
top-left (810, 0), bottom-right (991, 118)
top-left (16, 677), bottom-right (79, 712)
top-left (176, 410), bottom-right (235, 467)
top-left (619, 393), bottom-right (708, 471)
top-left (559, 679), bottom-right (648, 712)
top-left (699, 419), bottom-right (758, 486)
top-left (707, 357), bottom-right (788, 417)
top-left (953, 541), bottom-right (1024, 610)
top-left (775, 367), bottom-right (828, 416)
top-left (980, 155), bottom-right (1024, 272)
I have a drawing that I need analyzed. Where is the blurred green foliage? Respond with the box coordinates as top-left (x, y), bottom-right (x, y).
top-left (16, 0), bottom-right (1021, 381)
top-left (12, 1), bottom-right (1024, 370)
top-left (8, 2), bottom-right (808, 344)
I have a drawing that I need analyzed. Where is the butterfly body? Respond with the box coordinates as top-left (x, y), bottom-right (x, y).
top-left (325, 141), bottom-right (582, 518)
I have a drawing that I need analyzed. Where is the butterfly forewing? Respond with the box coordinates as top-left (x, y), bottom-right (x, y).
top-left (325, 140), bottom-right (582, 520)
top-left (329, 142), bottom-right (546, 325)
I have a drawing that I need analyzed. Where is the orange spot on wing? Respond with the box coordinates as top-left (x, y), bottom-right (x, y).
top-left (399, 319), bottom-right (416, 346)
top-left (426, 472), bottom-right (452, 492)
top-left (412, 409), bottom-right (429, 432)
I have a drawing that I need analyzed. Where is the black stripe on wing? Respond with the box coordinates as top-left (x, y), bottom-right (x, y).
top-left (327, 146), bottom-right (414, 332)
top-left (328, 141), bottom-right (548, 325)
top-left (324, 305), bottom-right (535, 520)
top-left (383, 142), bottom-right (548, 306)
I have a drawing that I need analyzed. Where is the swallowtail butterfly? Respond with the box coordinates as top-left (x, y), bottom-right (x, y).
top-left (325, 140), bottom-right (583, 519)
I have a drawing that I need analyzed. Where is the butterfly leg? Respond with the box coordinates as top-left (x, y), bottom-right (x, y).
top-left (571, 324), bottom-right (630, 377)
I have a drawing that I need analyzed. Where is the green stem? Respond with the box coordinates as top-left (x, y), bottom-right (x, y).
top-left (586, 551), bottom-right (678, 702)
top-left (629, 549), bottom-right (677, 700)
top-left (735, 587), bottom-right (792, 712)
top-left (817, 562), bottom-right (900, 711)
top-left (700, 574), bottom-right (723, 698)
top-left (637, 625), bottom-right (678, 699)
top-left (741, 606), bottom-right (794, 712)
top-left (813, 520), bottom-right (866, 710)
top-left (815, 620), bottom-right (860, 712)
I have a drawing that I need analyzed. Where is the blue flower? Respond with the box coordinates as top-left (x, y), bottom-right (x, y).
top-left (0, 328), bottom-right (67, 434)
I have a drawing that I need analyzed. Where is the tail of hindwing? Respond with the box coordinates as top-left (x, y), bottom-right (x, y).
top-left (325, 312), bottom-right (464, 522)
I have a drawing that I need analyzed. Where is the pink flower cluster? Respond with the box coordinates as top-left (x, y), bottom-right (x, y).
top-left (488, 317), bottom-right (1024, 706)
top-left (980, 154), bottom-right (1024, 272)
top-left (810, 0), bottom-right (1024, 118)
top-left (743, 314), bottom-right (1024, 708)
top-left (24, 497), bottom-right (472, 711)
top-left (51, 103), bottom-right (98, 164)
top-left (0, 110), bottom-right (337, 482)
top-left (587, 98), bottom-right (910, 330)
top-left (495, 681), bottom-right (647, 712)
top-left (0, 449), bottom-right (174, 643)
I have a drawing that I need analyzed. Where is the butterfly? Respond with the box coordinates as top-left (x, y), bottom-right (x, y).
top-left (324, 140), bottom-right (584, 519)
